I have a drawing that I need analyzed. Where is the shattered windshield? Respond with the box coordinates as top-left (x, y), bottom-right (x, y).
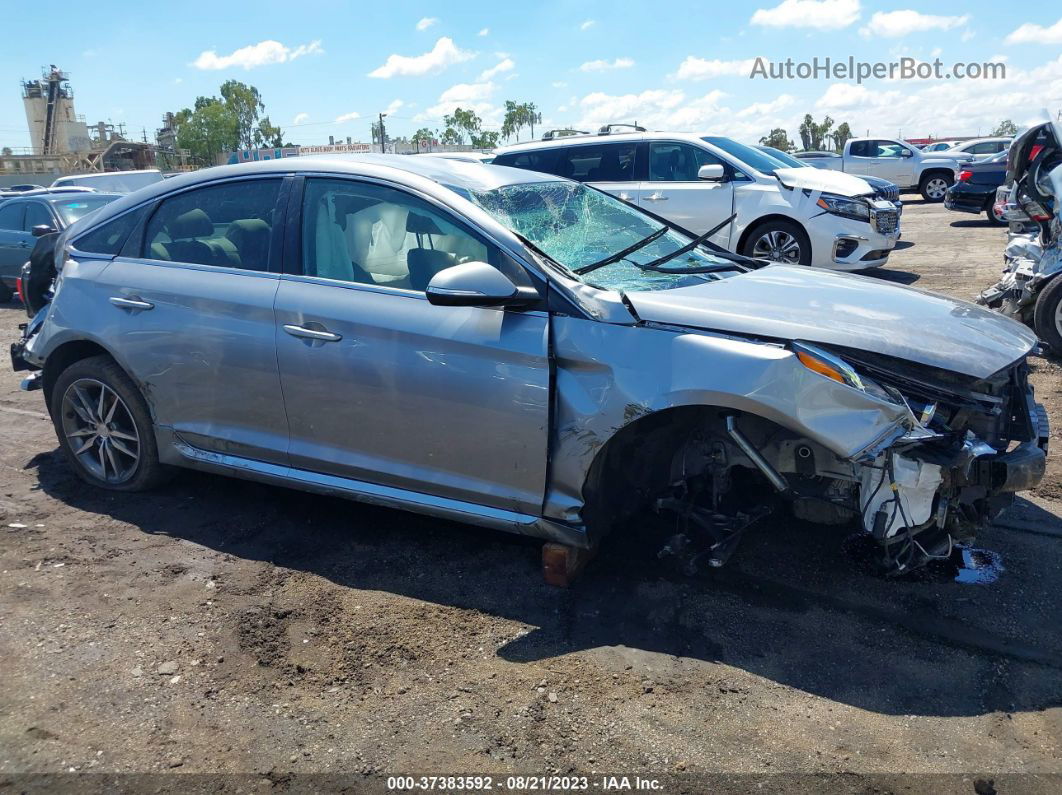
top-left (462, 181), bottom-right (742, 292)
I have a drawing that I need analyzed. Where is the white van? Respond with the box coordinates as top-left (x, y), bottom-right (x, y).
top-left (493, 132), bottom-right (899, 270)
top-left (51, 169), bottom-right (165, 194)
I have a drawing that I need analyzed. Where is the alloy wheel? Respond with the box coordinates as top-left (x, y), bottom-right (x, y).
top-left (752, 230), bottom-right (802, 264)
top-left (925, 178), bottom-right (948, 200)
top-left (60, 378), bottom-right (141, 484)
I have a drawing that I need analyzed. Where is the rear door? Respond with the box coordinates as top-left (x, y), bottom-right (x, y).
top-left (273, 175), bottom-right (550, 515)
top-left (90, 176), bottom-right (291, 464)
top-left (632, 141), bottom-right (735, 245)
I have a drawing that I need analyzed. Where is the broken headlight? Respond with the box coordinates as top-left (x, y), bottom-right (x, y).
top-left (816, 193), bottom-right (871, 223)
top-left (792, 342), bottom-right (897, 403)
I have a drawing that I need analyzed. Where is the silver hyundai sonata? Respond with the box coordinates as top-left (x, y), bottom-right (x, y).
top-left (10, 155), bottom-right (1049, 575)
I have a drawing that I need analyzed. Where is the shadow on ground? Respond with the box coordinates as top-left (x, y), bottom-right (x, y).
top-left (26, 448), bottom-right (1062, 719)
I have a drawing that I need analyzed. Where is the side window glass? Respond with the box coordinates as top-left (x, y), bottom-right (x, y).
top-left (499, 150), bottom-right (560, 175)
top-left (558, 143), bottom-right (636, 182)
top-left (74, 207), bottom-right (146, 256)
top-left (649, 143), bottom-right (723, 181)
top-left (873, 141), bottom-right (902, 158)
top-left (301, 178), bottom-right (526, 293)
top-left (23, 203), bottom-right (53, 231)
top-left (144, 179), bottom-right (281, 270)
top-left (0, 202), bottom-right (24, 231)
top-left (849, 141), bottom-right (871, 157)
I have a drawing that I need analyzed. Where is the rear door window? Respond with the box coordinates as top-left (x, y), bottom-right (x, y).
top-left (493, 150), bottom-right (560, 175)
top-left (556, 143), bottom-right (637, 182)
top-left (144, 179), bottom-right (281, 271)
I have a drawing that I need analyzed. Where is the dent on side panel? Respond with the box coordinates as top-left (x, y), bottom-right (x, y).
top-left (543, 317), bottom-right (912, 524)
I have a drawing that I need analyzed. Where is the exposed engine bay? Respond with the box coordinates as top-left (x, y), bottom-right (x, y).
top-left (649, 344), bottom-right (1049, 576)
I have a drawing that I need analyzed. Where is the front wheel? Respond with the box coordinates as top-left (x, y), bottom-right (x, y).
top-left (985, 200), bottom-right (1007, 226)
top-left (742, 219), bottom-right (812, 266)
top-left (50, 355), bottom-right (170, 491)
top-left (919, 173), bottom-right (951, 202)
top-left (1033, 277), bottom-right (1062, 353)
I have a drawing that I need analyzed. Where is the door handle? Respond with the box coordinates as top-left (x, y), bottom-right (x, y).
top-left (645, 192), bottom-right (668, 201)
top-left (283, 324), bottom-right (342, 342)
top-left (109, 296), bottom-right (154, 311)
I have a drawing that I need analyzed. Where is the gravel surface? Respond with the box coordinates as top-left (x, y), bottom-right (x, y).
top-left (0, 199), bottom-right (1059, 789)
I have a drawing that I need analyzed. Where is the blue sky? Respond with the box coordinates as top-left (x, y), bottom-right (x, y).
top-left (2, 0), bottom-right (1061, 150)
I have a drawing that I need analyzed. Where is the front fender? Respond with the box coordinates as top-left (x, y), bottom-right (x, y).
top-left (544, 316), bottom-right (911, 523)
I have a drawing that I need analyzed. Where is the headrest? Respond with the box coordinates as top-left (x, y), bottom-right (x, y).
top-left (225, 218), bottom-right (270, 243)
top-left (169, 208), bottom-right (213, 239)
top-left (406, 212), bottom-right (444, 236)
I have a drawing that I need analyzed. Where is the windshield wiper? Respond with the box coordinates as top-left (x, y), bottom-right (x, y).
top-left (574, 226), bottom-right (668, 275)
top-left (638, 213), bottom-right (738, 271)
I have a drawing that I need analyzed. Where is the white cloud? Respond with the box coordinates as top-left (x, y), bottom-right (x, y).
top-left (416, 17), bottom-right (438, 32)
top-left (552, 81), bottom-right (568, 88)
top-left (192, 39), bottom-right (323, 70)
top-left (673, 56), bottom-right (759, 81)
top-left (961, 29), bottom-right (975, 42)
top-left (418, 81), bottom-right (502, 124)
top-left (860, 11), bottom-right (969, 38)
top-left (478, 28), bottom-right (490, 37)
top-left (750, 0), bottom-right (860, 31)
top-left (580, 20), bottom-right (596, 31)
top-left (335, 111), bottom-right (361, 123)
top-left (1005, 17), bottom-right (1062, 45)
top-left (579, 57), bottom-right (635, 72)
top-left (479, 57), bottom-right (515, 81)
top-left (293, 112), bottom-right (309, 124)
top-left (368, 37), bottom-right (475, 78)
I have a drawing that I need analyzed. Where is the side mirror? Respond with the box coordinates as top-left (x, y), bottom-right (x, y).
top-left (900, 149), bottom-right (914, 158)
top-left (32, 224), bottom-right (56, 237)
top-left (425, 261), bottom-right (531, 307)
top-left (698, 164), bottom-right (726, 181)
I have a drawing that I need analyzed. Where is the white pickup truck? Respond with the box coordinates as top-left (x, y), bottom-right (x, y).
top-left (799, 137), bottom-right (969, 202)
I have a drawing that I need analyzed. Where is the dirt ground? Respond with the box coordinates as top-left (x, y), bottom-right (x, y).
top-left (0, 199), bottom-right (1060, 792)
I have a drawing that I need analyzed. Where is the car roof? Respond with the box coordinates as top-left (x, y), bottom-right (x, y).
top-left (45, 192), bottom-right (122, 204)
top-left (495, 130), bottom-right (724, 155)
top-left (60, 154), bottom-right (571, 246)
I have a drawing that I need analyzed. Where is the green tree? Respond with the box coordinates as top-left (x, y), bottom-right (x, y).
top-left (255, 116), bottom-right (283, 148)
top-left (175, 101), bottom-right (239, 165)
top-left (991, 119), bottom-right (1018, 137)
top-left (798, 113), bottom-right (835, 151)
top-left (758, 128), bottom-right (793, 151)
top-left (524, 102), bottom-right (542, 139)
top-left (833, 122), bottom-right (853, 152)
top-left (471, 130), bottom-right (500, 148)
top-left (220, 80), bottom-right (267, 150)
top-left (412, 127), bottom-right (435, 151)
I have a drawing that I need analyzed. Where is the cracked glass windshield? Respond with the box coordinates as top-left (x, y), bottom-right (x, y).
top-left (462, 181), bottom-right (743, 292)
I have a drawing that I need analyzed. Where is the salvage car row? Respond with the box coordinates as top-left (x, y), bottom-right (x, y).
top-left (6, 147), bottom-right (1050, 580)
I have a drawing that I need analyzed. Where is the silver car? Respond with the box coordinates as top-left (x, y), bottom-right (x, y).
top-left (10, 156), bottom-right (1049, 575)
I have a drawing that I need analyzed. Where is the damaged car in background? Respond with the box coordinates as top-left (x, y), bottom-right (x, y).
top-left (979, 120), bottom-right (1062, 350)
top-left (10, 156), bottom-right (1049, 580)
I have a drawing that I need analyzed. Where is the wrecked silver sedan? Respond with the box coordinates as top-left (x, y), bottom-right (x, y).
top-left (10, 155), bottom-right (1049, 576)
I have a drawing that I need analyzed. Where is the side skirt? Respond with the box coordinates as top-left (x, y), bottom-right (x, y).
top-left (158, 429), bottom-right (590, 548)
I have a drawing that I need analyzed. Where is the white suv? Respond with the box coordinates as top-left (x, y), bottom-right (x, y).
top-left (492, 132), bottom-right (899, 270)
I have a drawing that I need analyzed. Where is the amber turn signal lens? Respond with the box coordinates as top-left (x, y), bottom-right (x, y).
top-left (796, 350), bottom-right (845, 383)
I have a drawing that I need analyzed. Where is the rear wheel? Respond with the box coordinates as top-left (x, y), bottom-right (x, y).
top-left (50, 355), bottom-right (170, 491)
top-left (742, 219), bottom-right (812, 266)
top-left (1033, 276), bottom-right (1062, 353)
top-left (919, 172), bottom-right (951, 202)
top-left (985, 199), bottom-right (1006, 226)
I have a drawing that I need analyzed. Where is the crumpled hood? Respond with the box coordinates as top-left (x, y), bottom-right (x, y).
top-left (774, 167), bottom-right (873, 197)
top-left (626, 265), bottom-right (1037, 379)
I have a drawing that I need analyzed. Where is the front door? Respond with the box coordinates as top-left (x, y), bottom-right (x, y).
top-left (92, 177), bottom-right (291, 464)
top-left (273, 176), bottom-right (550, 515)
top-left (0, 202), bottom-right (28, 283)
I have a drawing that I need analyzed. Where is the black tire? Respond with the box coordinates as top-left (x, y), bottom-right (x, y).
top-left (985, 198), bottom-right (1006, 226)
top-left (919, 172), bottom-right (952, 202)
top-left (741, 219), bottom-right (812, 266)
top-left (1033, 276), bottom-right (1062, 353)
top-left (0, 282), bottom-right (13, 303)
top-left (50, 355), bottom-right (171, 492)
